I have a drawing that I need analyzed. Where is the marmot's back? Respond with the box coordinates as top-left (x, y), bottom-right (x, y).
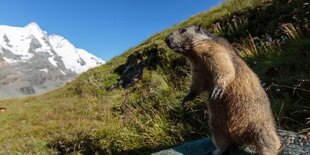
top-left (228, 55), bottom-right (267, 99)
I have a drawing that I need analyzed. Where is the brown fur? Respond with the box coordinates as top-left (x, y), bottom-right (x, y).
top-left (165, 26), bottom-right (280, 155)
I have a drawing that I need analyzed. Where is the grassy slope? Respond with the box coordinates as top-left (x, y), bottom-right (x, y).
top-left (0, 0), bottom-right (309, 154)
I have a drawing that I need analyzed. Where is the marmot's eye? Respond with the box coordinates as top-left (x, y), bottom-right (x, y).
top-left (180, 28), bottom-right (187, 34)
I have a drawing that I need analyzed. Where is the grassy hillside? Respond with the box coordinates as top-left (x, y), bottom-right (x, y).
top-left (1, 0), bottom-right (309, 154)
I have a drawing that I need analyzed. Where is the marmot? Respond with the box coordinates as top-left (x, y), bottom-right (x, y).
top-left (165, 26), bottom-right (280, 155)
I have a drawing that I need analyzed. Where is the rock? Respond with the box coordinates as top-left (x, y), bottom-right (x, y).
top-left (0, 107), bottom-right (7, 112)
top-left (153, 138), bottom-right (252, 155)
top-left (114, 52), bottom-right (144, 88)
top-left (20, 86), bottom-right (36, 95)
top-left (153, 138), bottom-right (214, 155)
top-left (114, 45), bottom-right (163, 89)
top-left (153, 130), bottom-right (310, 155)
top-left (278, 129), bottom-right (310, 155)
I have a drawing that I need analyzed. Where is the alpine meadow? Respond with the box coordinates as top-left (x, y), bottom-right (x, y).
top-left (0, 0), bottom-right (309, 154)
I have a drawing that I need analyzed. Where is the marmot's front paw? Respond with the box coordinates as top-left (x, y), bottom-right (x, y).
top-left (210, 86), bottom-right (224, 100)
top-left (181, 92), bottom-right (196, 108)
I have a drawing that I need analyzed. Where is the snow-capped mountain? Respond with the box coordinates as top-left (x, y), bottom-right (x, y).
top-left (0, 22), bottom-right (105, 99)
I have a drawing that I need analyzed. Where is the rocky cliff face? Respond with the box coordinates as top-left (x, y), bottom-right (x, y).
top-left (0, 23), bottom-right (105, 99)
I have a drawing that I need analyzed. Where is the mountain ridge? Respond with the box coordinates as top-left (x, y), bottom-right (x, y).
top-left (0, 22), bottom-right (105, 99)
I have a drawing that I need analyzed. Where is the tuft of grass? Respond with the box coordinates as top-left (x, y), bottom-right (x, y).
top-left (281, 23), bottom-right (302, 39)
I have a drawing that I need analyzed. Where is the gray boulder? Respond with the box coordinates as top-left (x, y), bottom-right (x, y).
top-left (153, 130), bottom-right (310, 155)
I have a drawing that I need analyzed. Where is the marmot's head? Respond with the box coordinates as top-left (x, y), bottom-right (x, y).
top-left (165, 25), bottom-right (214, 53)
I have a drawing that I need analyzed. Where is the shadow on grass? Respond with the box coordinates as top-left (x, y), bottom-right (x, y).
top-left (48, 136), bottom-right (175, 155)
top-left (48, 136), bottom-right (105, 155)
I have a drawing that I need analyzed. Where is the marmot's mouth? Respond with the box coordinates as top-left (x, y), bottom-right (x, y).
top-left (173, 47), bottom-right (185, 53)
top-left (167, 45), bottom-right (184, 53)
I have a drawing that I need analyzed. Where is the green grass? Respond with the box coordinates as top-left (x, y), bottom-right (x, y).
top-left (0, 0), bottom-right (309, 154)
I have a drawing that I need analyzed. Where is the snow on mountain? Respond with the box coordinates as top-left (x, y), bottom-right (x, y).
top-left (0, 22), bottom-right (104, 73)
top-left (0, 22), bottom-right (105, 99)
top-left (48, 35), bottom-right (104, 73)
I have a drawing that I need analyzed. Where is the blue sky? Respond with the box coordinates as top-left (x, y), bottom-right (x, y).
top-left (0, 0), bottom-right (224, 61)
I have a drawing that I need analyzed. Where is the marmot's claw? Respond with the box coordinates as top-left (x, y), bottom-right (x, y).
top-left (210, 86), bottom-right (224, 100)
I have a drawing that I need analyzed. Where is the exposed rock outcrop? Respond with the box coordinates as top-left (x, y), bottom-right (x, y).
top-left (153, 130), bottom-right (310, 155)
